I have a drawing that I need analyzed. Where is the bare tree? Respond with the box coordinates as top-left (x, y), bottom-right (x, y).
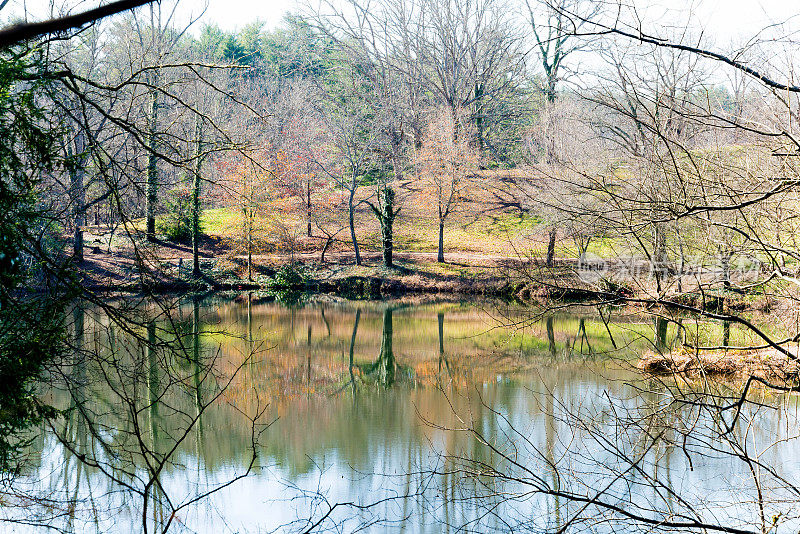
top-left (524, 0), bottom-right (600, 266)
top-left (416, 108), bottom-right (480, 263)
top-left (311, 57), bottom-right (383, 266)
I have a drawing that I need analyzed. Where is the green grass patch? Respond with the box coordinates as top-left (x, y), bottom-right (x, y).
top-left (201, 208), bottom-right (245, 236)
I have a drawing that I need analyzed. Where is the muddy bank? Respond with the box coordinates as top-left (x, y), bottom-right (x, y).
top-left (73, 246), bottom-right (618, 301)
top-left (71, 247), bottom-right (776, 311)
top-left (639, 349), bottom-right (800, 381)
top-left (78, 266), bottom-right (628, 302)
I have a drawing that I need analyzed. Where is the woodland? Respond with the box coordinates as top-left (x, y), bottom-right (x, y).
top-left (2, 0), bottom-right (800, 533)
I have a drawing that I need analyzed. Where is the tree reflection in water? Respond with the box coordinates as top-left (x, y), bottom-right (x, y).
top-left (358, 307), bottom-right (407, 387)
top-left (1, 297), bottom-right (798, 533)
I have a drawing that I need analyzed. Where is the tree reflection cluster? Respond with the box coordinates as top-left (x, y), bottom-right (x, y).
top-left (1, 297), bottom-right (795, 533)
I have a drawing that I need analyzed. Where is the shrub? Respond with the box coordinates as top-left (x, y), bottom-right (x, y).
top-left (157, 186), bottom-right (200, 243)
top-left (269, 263), bottom-right (307, 289)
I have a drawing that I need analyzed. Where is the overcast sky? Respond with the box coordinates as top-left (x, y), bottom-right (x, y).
top-left (184, 0), bottom-right (800, 42)
top-left (3, 0), bottom-right (799, 43)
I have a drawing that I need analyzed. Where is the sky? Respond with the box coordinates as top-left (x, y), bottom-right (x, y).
top-left (191, 0), bottom-right (800, 40)
top-left (2, 0), bottom-right (798, 41)
top-left (636, 0), bottom-right (799, 45)
top-left (195, 0), bottom-right (296, 30)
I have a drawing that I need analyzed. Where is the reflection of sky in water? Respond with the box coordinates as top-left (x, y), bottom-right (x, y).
top-left (4, 299), bottom-right (800, 533)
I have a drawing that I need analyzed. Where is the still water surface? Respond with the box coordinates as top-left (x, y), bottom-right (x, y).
top-left (5, 296), bottom-right (800, 533)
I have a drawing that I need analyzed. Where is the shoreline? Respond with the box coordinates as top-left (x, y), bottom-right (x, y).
top-left (639, 349), bottom-right (800, 382)
top-left (52, 245), bottom-right (779, 312)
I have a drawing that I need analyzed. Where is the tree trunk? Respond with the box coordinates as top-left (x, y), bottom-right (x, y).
top-left (321, 234), bottom-right (333, 263)
top-left (349, 189), bottom-right (361, 266)
top-left (306, 180), bottom-right (312, 237)
top-left (437, 220), bottom-right (445, 263)
top-left (654, 316), bottom-right (668, 353)
top-left (720, 247), bottom-right (732, 290)
top-left (378, 307), bottom-right (395, 385)
top-left (146, 320), bottom-right (159, 449)
top-left (721, 320), bottom-right (730, 347)
top-left (69, 131), bottom-right (87, 263)
top-left (546, 228), bottom-right (556, 267)
top-left (382, 221), bottom-right (393, 267)
top-left (191, 117), bottom-right (203, 278)
top-left (545, 76), bottom-right (557, 165)
top-left (381, 186), bottom-right (395, 268)
top-left (145, 86), bottom-right (159, 242)
top-left (438, 312), bottom-right (444, 358)
top-left (653, 223), bottom-right (668, 293)
top-left (244, 208), bottom-right (253, 281)
top-left (192, 296), bottom-right (202, 417)
top-left (544, 78), bottom-right (560, 263)
top-left (348, 308), bottom-right (361, 390)
top-left (73, 189), bottom-right (85, 262)
top-left (73, 302), bottom-right (84, 352)
top-left (546, 316), bottom-right (556, 358)
top-left (675, 222), bottom-right (685, 294)
top-left (475, 83), bottom-right (485, 151)
top-left (248, 223), bottom-right (253, 281)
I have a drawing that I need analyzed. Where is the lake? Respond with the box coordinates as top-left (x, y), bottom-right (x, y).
top-left (3, 295), bottom-right (798, 533)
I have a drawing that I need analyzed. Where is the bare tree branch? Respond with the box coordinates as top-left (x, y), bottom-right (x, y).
top-left (0, 0), bottom-right (156, 49)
